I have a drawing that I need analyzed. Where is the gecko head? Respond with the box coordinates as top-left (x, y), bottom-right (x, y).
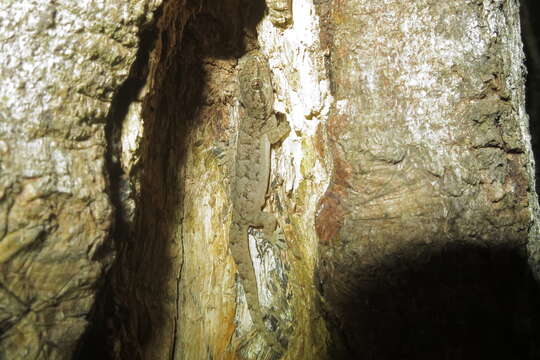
top-left (238, 51), bottom-right (274, 120)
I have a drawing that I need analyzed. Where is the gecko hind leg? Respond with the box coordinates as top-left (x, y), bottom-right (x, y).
top-left (253, 212), bottom-right (286, 250)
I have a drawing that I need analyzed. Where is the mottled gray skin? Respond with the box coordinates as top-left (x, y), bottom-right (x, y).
top-left (230, 50), bottom-right (290, 352)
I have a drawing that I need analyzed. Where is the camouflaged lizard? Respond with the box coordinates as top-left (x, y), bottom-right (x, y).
top-left (229, 50), bottom-right (290, 352)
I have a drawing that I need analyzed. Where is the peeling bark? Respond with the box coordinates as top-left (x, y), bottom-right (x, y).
top-left (1, 0), bottom-right (539, 359)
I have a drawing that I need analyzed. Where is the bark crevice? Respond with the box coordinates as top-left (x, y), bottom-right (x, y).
top-left (77, 1), bottom-right (269, 358)
top-left (522, 0), bottom-right (540, 194)
top-left (73, 7), bottom-right (162, 359)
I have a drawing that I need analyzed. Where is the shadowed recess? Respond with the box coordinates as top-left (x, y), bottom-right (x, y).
top-left (74, 0), bottom-right (267, 359)
top-left (522, 0), bottom-right (540, 193)
top-left (322, 242), bottom-right (540, 360)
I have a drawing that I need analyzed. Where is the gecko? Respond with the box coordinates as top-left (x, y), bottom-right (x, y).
top-left (229, 50), bottom-right (290, 353)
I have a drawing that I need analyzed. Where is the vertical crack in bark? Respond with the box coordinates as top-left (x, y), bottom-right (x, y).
top-left (170, 213), bottom-right (185, 360)
top-left (521, 0), bottom-right (540, 196)
top-left (73, 8), bottom-right (162, 358)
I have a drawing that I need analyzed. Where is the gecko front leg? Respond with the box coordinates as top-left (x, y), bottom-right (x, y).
top-left (264, 114), bottom-right (291, 144)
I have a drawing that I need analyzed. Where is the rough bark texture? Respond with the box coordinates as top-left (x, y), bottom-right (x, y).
top-left (0, 1), bottom-right (161, 359)
top-left (314, 0), bottom-right (540, 358)
top-left (2, 0), bottom-right (539, 359)
top-left (93, 1), bottom-right (332, 358)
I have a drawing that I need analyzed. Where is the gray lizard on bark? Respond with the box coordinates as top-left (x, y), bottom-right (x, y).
top-left (229, 49), bottom-right (290, 353)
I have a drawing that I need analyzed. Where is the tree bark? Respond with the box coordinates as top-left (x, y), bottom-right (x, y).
top-left (0, 1), bottom-right (161, 359)
top-left (314, 0), bottom-right (540, 357)
top-left (1, 0), bottom-right (539, 359)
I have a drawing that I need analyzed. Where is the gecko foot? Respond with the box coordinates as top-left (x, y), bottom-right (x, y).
top-left (269, 228), bottom-right (287, 250)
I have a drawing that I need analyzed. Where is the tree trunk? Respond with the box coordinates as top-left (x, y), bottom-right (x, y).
top-left (1, 0), bottom-right (539, 359)
top-left (315, 0), bottom-right (540, 358)
top-left (0, 1), bottom-right (161, 359)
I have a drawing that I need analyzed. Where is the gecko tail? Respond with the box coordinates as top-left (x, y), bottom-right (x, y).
top-left (229, 222), bottom-right (264, 317)
top-left (229, 222), bottom-right (285, 354)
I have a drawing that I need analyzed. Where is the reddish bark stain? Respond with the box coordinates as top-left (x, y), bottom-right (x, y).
top-left (315, 110), bottom-right (352, 245)
top-left (314, 122), bottom-right (327, 159)
top-left (315, 186), bottom-right (347, 245)
top-left (327, 112), bottom-right (348, 141)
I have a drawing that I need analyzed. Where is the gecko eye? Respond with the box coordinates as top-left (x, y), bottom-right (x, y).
top-left (251, 79), bottom-right (262, 90)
